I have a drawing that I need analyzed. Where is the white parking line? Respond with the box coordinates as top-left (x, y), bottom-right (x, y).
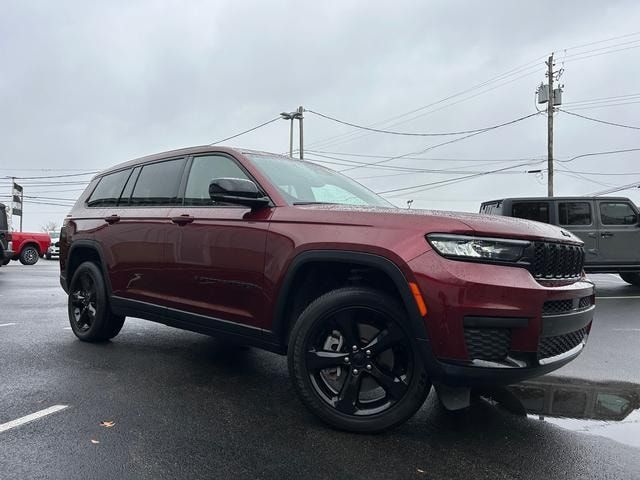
top-left (0, 405), bottom-right (69, 433)
top-left (613, 328), bottom-right (640, 332)
top-left (0, 323), bottom-right (17, 327)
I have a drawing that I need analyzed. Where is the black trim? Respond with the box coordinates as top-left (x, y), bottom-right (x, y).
top-left (110, 296), bottom-right (284, 353)
top-left (541, 306), bottom-right (595, 337)
top-left (463, 316), bottom-right (529, 329)
top-left (271, 250), bottom-right (431, 344)
top-left (63, 240), bottom-right (113, 295)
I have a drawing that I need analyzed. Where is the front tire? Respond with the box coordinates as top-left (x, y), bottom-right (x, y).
top-left (19, 246), bottom-right (39, 265)
top-left (620, 272), bottom-right (640, 286)
top-left (68, 261), bottom-right (125, 342)
top-left (288, 287), bottom-right (431, 433)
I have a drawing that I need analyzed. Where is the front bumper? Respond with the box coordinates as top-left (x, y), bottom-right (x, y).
top-left (408, 250), bottom-right (595, 386)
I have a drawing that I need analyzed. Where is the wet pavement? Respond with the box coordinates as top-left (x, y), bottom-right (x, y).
top-left (0, 263), bottom-right (639, 479)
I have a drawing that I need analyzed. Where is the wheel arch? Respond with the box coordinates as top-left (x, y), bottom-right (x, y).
top-left (65, 240), bottom-right (113, 295)
top-left (271, 250), bottom-right (429, 348)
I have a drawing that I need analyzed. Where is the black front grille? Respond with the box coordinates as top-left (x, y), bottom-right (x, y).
top-left (464, 328), bottom-right (511, 361)
top-left (538, 327), bottom-right (587, 360)
top-left (579, 296), bottom-right (592, 309)
top-left (543, 299), bottom-right (574, 315)
top-left (543, 296), bottom-right (593, 315)
top-left (54, 242), bottom-right (60, 247)
top-left (530, 242), bottom-right (585, 280)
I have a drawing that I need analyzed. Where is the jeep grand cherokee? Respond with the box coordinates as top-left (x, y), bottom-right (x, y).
top-left (59, 146), bottom-right (595, 432)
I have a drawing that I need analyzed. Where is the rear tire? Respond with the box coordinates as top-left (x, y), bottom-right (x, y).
top-left (288, 287), bottom-right (431, 433)
top-left (620, 272), bottom-right (640, 286)
top-left (19, 246), bottom-right (39, 265)
top-left (67, 261), bottom-right (125, 342)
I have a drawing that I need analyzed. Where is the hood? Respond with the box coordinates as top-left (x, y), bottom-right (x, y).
top-left (287, 204), bottom-right (582, 245)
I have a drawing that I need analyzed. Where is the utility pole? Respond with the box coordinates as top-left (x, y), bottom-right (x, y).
top-left (537, 54), bottom-right (563, 197)
top-left (546, 53), bottom-right (554, 197)
top-left (280, 107), bottom-right (304, 159)
top-left (298, 106), bottom-right (304, 160)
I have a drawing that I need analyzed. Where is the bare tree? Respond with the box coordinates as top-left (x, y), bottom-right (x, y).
top-left (40, 221), bottom-right (59, 233)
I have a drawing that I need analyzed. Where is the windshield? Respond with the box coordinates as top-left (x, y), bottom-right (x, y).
top-left (248, 154), bottom-right (394, 208)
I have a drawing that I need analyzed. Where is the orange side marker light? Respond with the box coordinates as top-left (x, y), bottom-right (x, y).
top-left (409, 282), bottom-right (427, 317)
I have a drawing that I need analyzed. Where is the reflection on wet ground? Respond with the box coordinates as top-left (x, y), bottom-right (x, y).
top-left (482, 375), bottom-right (640, 448)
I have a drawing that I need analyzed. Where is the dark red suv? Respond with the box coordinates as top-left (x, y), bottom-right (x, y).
top-left (59, 146), bottom-right (595, 432)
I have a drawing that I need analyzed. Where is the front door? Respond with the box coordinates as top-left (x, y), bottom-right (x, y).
top-left (596, 200), bottom-right (640, 264)
top-left (556, 200), bottom-right (598, 262)
top-left (165, 154), bottom-right (272, 329)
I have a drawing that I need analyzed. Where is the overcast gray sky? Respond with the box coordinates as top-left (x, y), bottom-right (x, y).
top-left (2, 0), bottom-right (640, 231)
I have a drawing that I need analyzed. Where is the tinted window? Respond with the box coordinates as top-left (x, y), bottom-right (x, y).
top-left (87, 169), bottom-right (132, 207)
top-left (559, 202), bottom-right (591, 225)
top-left (184, 155), bottom-right (250, 206)
top-left (600, 202), bottom-right (638, 225)
top-left (511, 202), bottom-right (549, 223)
top-left (131, 158), bottom-right (186, 206)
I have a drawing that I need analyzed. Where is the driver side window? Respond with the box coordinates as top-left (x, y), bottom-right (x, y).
top-left (184, 155), bottom-right (250, 206)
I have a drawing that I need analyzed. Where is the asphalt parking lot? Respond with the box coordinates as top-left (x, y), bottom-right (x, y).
top-left (1, 261), bottom-right (639, 479)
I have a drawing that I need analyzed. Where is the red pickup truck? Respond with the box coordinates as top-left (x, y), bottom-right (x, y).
top-left (5, 232), bottom-right (51, 265)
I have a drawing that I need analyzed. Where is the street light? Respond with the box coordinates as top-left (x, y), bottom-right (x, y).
top-left (280, 108), bottom-right (303, 159)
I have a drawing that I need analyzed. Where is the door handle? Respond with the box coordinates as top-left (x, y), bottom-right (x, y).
top-left (104, 215), bottom-right (120, 224)
top-left (171, 215), bottom-right (194, 226)
top-left (601, 231), bottom-right (614, 238)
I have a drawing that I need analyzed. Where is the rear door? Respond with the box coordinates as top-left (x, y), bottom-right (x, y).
top-left (596, 200), bottom-right (640, 264)
top-left (557, 200), bottom-right (598, 261)
top-left (97, 158), bottom-right (187, 305)
top-left (165, 153), bottom-right (272, 330)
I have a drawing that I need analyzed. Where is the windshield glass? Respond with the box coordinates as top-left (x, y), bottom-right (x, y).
top-left (248, 154), bottom-right (393, 208)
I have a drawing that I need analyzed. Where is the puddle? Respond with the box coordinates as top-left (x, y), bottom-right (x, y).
top-left (483, 376), bottom-right (640, 448)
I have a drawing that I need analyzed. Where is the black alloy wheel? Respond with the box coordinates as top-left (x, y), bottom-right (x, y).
top-left (67, 261), bottom-right (125, 342)
top-left (70, 270), bottom-right (98, 333)
top-left (288, 287), bottom-right (430, 433)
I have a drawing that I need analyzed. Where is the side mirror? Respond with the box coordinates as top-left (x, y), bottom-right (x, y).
top-left (209, 178), bottom-right (270, 209)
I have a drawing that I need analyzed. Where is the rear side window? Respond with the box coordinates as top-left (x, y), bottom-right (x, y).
top-left (87, 169), bottom-right (132, 207)
top-left (184, 155), bottom-right (250, 206)
top-left (131, 158), bottom-right (186, 206)
top-left (600, 202), bottom-right (638, 225)
top-left (558, 202), bottom-right (591, 225)
top-left (0, 205), bottom-right (7, 230)
top-left (511, 202), bottom-right (550, 223)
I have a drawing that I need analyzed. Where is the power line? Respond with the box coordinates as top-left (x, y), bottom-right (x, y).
top-left (306, 109), bottom-right (547, 137)
top-left (559, 109), bottom-right (640, 130)
top-left (562, 100), bottom-right (640, 112)
top-left (563, 38), bottom-right (640, 59)
top-left (209, 117), bottom-right (280, 145)
top-left (310, 69), bottom-right (542, 150)
top-left (305, 59), bottom-right (545, 150)
top-left (563, 30), bottom-right (640, 51)
top-left (557, 147), bottom-right (640, 164)
top-left (4, 171), bottom-right (99, 180)
top-left (339, 112), bottom-right (542, 173)
top-left (563, 43), bottom-right (640, 64)
top-left (376, 160), bottom-right (543, 196)
top-left (590, 181), bottom-right (640, 196)
top-left (305, 149), bottom-right (546, 163)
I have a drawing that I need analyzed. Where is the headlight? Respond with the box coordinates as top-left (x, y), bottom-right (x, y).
top-left (427, 234), bottom-right (530, 263)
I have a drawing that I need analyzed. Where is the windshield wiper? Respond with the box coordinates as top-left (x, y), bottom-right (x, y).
top-left (292, 201), bottom-right (339, 205)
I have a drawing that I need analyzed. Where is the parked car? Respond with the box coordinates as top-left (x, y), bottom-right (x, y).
top-left (10, 231), bottom-right (51, 265)
top-left (46, 231), bottom-right (60, 260)
top-left (59, 146), bottom-right (594, 432)
top-left (480, 197), bottom-right (640, 285)
top-left (0, 203), bottom-right (13, 266)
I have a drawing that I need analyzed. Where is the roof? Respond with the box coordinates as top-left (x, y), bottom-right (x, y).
top-left (99, 146), bottom-right (292, 177)
top-left (481, 196), bottom-right (633, 204)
